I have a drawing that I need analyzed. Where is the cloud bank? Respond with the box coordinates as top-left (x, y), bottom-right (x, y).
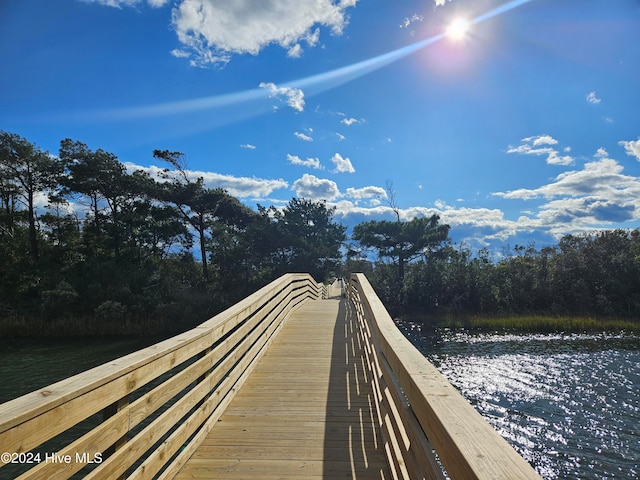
top-left (125, 141), bottom-right (640, 253)
top-left (124, 162), bottom-right (288, 198)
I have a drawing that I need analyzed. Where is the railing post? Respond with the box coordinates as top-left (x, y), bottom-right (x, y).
top-left (102, 395), bottom-right (129, 480)
top-left (196, 346), bottom-right (213, 408)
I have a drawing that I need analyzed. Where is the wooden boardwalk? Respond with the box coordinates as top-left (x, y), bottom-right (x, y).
top-left (1, 274), bottom-right (543, 480)
top-left (174, 287), bottom-right (390, 479)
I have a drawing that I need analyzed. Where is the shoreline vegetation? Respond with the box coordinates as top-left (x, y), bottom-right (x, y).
top-left (2, 311), bottom-right (638, 340)
top-left (404, 314), bottom-right (640, 334)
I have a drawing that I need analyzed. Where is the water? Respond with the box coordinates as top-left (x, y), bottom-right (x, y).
top-left (0, 337), bottom-right (168, 479)
top-left (398, 325), bottom-right (640, 479)
top-left (0, 336), bottom-right (162, 404)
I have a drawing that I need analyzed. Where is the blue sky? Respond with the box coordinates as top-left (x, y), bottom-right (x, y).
top-left (2, 0), bottom-right (640, 254)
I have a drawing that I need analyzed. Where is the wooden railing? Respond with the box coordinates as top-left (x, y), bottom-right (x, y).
top-left (346, 273), bottom-right (542, 480)
top-left (0, 273), bottom-right (323, 480)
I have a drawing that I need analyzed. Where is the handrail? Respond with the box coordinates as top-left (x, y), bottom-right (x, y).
top-left (0, 273), bottom-right (323, 480)
top-left (346, 273), bottom-right (542, 480)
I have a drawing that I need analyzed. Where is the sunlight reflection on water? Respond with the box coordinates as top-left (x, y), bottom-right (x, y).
top-left (397, 325), bottom-right (640, 479)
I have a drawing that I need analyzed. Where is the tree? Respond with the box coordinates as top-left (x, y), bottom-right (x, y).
top-left (153, 149), bottom-right (253, 282)
top-left (59, 139), bottom-right (132, 257)
top-left (257, 198), bottom-right (346, 281)
top-left (0, 131), bottom-right (61, 261)
top-left (352, 215), bottom-right (449, 283)
top-left (282, 198), bottom-right (346, 280)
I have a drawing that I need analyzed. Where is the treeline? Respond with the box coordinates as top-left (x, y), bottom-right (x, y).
top-left (3, 130), bottom-right (639, 337)
top-left (0, 132), bottom-right (345, 336)
top-left (354, 229), bottom-right (640, 321)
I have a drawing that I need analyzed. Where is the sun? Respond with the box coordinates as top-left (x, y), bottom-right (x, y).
top-left (446, 17), bottom-right (470, 41)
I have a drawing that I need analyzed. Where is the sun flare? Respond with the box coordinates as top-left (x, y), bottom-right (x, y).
top-left (446, 17), bottom-right (470, 41)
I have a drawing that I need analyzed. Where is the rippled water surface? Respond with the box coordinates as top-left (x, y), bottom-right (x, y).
top-left (398, 325), bottom-right (640, 479)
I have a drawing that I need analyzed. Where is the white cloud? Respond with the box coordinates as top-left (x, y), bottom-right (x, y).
top-left (196, 171), bottom-right (287, 197)
top-left (287, 154), bottom-right (323, 170)
top-left (294, 131), bottom-right (313, 142)
top-left (619, 137), bottom-right (640, 161)
top-left (287, 44), bottom-right (303, 58)
top-left (587, 91), bottom-right (602, 104)
top-left (400, 14), bottom-right (424, 29)
top-left (306, 27), bottom-right (321, 46)
top-left (170, 0), bottom-right (357, 67)
top-left (507, 145), bottom-right (555, 156)
top-left (124, 162), bottom-right (288, 198)
top-left (507, 135), bottom-right (574, 165)
top-left (170, 49), bottom-right (190, 58)
top-left (331, 153), bottom-right (355, 173)
top-left (525, 134), bottom-right (558, 146)
top-left (331, 201), bottom-right (395, 220)
top-left (438, 205), bottom-right (517, 235)
top-left (546, 151), bottom-right (575, 166)
top-left (345, 186), bottom-right (387, 199)
top-left (81, 0), bottom-right (168, 7)
top-left (286, 28), bottom-right (320, 58)
top-left (240, 143), bottom-right (256, 150)
top-left (341, 117), bottom-right (360, 126)
top-left (259, 82), bottom-right (305, 112)
top-left (292, 174), bottom-right (341, 200)
top-left (336, 133), bottom-right (345, 141)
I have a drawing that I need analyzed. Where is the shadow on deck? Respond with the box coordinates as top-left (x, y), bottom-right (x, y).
top-left (322, 296), bottom-right (389, 479)
top-left (173, 286), bottom-right (388, 479)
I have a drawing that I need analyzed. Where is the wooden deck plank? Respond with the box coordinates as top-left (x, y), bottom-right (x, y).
top-left (174, 297), bottom-right (390, 480)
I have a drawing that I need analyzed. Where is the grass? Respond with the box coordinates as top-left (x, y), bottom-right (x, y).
top-left (4, 311), bottom-right (640, 338)
top-left (407, 314), bottom-right (640, 334)
top-left (0, 314), bottom-right (188, 339)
